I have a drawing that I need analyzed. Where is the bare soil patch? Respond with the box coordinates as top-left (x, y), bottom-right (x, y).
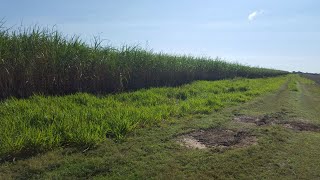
top-left (235, 112), bottom-right (286, 126)
top-left (234, 113), bottom-right (320, 132)
top-left (281, 121), bottom-right (320, 132)
top-left (178, 128), bottom-right (257, 149)
top-left (235, 115), bottom-right (277, 126)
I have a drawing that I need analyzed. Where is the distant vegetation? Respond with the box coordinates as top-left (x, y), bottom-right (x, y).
top-left (0, 76), bottom-right (287, 158)
top-left (0, 23), bottom-right (287, 99)
top-left (294, 72), bottom-right (320, 85)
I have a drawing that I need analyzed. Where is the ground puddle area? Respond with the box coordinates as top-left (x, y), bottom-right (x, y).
top-left (178, 128), bottom-right (257, 149)
top-left (234, 113), bottom-right (320, 132)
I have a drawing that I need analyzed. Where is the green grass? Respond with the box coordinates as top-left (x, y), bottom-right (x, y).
top-left (288, 78), bottom-right (299, 92)
top-left (1, 75), bottom-right (319, 179)
top-left (0, 75), bottom-right (287, 159)
top-left (288, 74), bottom-right (314, 92)
top-left (0, 22), bottom-right (287, 99)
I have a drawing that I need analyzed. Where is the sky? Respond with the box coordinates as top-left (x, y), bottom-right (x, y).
top-left (1, 0), bottom-right (320, 73)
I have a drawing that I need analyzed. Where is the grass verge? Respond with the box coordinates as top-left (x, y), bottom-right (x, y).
top-left (1, 75), bottom-right (319, 179)
top-left (0, 76), bottom-right (287, 159)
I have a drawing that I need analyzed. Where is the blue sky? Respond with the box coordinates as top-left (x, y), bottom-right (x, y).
top-left (1, 0), bottom-right (320, 73)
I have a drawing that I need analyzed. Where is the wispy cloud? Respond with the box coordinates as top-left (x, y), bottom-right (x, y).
top-left (248, 10), bottom-right (264, 21)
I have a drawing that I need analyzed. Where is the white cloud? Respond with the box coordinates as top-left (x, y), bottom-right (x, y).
top-left (248, 10), bottom-right (264, 21)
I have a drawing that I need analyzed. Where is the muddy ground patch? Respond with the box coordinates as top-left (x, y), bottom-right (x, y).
top-left (234, 113), bottom-right (320, 132)
top-left (281, 121), bottom-right (320, 132)
top-left (234, 112), bottom-right (287, 126)
top-left (178, 128), bottom-right (257, 149)
top-left (234, 115), bottom-right (278, 126)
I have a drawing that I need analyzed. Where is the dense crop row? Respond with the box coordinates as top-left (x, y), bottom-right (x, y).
top-left (0, 76), bottom-right (287, 158)
top-left (0, 24), bottom-right (287, 99)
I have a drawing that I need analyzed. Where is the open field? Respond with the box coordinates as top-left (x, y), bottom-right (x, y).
top-left (1, 74), bottom-right (320, 179)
